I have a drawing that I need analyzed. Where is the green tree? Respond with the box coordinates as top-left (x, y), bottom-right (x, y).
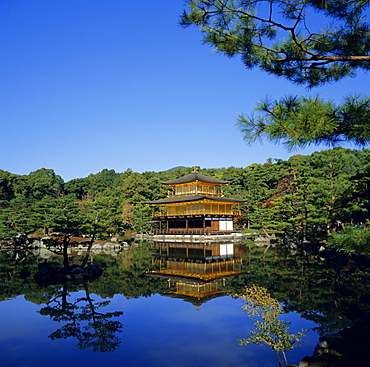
top-left (328, 224), bottom-right (370, 255)
top-left (83, 169), bottom-right (118, 201)
top-left (0, 197), bottom-right (35, 239)
top-left (12, 175), bottom-right (32, 199)
top-left (240, 161), bottom-right (287, 229)
top-left (181, 1), bottom-right (370, 86)
top-left (267, 148), bottom-right (366, 233)
top-left (0, 170), bottom-right (15, 201)
top-left (118, 171), bottom-right (153, 204)
top-left (237, 285), bottom-right (306, 367)
top-left (341, 161), bottom-right (370, 223)
top-left (29, 196), bottom-right (64, 236)
top-left (27, 168), bottom-right (64, 200)
top-left (238, 95), bottom-right (370, 148)
top-left (181, 1), bottom-right (370, 146)
top-left (64, 177), bottom-right (90, 200)
top-left (80, 194), bottom-right (125, 239)
top-left (77, 194), bottom-right (125, 266)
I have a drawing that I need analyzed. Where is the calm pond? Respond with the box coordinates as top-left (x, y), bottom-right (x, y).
top-left (1, 240), bottom-right (370, 367)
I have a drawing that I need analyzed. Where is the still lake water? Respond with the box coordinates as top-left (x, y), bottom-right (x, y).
top-left (1, 241), bottom-right (369, 367)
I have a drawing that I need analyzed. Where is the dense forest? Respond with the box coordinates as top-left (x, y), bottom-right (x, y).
top-left (1, 147), bottom-right (370, 252)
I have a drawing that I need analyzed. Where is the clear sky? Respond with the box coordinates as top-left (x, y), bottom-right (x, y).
top-left (1, 0), bottom-right (367, 182)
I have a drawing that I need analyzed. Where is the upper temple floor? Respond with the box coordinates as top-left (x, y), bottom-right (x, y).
top-left (161, 171), bottom-right (229, 198)
top-left (168, 184), bottom-right (220, 197)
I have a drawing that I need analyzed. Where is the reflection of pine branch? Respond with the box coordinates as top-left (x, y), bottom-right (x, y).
top-left (38, 283), bottom-right (123, 352)
top-left (39, 285), bottom-right (74, 316)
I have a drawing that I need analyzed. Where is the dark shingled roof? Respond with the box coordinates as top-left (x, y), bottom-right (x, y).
top-left (145, 195), bottom-right (246, 205)
top-left (161, 172), bottom-right (229, 185)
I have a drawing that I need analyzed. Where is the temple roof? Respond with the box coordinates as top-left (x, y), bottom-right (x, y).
top-left (145, 195), bottom-right (246, 205)
top-left (162, 292), bottom-right (226, 307)
top-left (161, 172), bottom-right (229, 185)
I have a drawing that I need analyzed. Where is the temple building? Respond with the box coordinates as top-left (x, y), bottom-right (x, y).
top-left (145, 170), bottom-right (245, 235)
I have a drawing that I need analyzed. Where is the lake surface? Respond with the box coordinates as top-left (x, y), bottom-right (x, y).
top-left (1, 241), bottom-right (369, 367)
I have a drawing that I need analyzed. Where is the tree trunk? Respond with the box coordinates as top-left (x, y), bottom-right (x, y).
top-left (80, 233), bottom-right (96, 268)
top-left (62, 236), bottom-right (69, 267)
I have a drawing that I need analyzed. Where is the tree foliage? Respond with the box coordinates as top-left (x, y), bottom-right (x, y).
top-left (1, 241), bottom-right (370, 346)
top-left (1, 151), bottom-right (370, 252)
top-left (328, 224), bottom-right (370, 255)
top-left (237, 284), bottom-right (306, 366)
top-left (239, 95), bottom-right (370, 148)
top-left (181, 1), bottom-right (370, 147)
top-left (181, 0), bottom-right (370, 87)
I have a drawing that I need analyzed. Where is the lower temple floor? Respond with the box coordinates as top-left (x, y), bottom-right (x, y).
top-left (150, 216), bottom-right (234, 234)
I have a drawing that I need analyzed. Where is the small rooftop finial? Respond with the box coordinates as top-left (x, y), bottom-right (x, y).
top-left (192, 166), bottom-right (198, 173)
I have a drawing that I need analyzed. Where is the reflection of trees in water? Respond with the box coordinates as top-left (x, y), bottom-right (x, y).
top-left (226, 245), bottom-right (370, 336)
top-left (0, 245), bottom-right (168, 301)
top-left (29, 244), bottom-right (167, 352)
top-left (2, 242), bottom-right (370, 347)
top-left (0, 246), bottom-right (164, 353)
top-left (237, 285), bottom-right (305, 367)
top-left (39, 283), bottom-right (123, 353)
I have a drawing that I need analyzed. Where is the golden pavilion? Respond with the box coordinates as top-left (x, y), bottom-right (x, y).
top-left (145, 170), bottom-right (245, 235)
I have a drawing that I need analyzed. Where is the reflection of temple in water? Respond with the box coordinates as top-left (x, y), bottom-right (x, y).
top-left (147, 241), bottom-right (244, 308)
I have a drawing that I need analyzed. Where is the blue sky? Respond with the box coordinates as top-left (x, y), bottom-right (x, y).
top-left (1, 0), bottom-right (368, 182)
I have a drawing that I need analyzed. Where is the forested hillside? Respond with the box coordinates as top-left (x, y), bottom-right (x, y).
top-left (1, 148), bottom-right (369, 244)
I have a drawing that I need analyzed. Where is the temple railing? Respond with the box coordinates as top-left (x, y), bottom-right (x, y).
top-left (148, 229), bottom-right (235, 235)
top-left (152, 210), bottom-right (241, 217)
